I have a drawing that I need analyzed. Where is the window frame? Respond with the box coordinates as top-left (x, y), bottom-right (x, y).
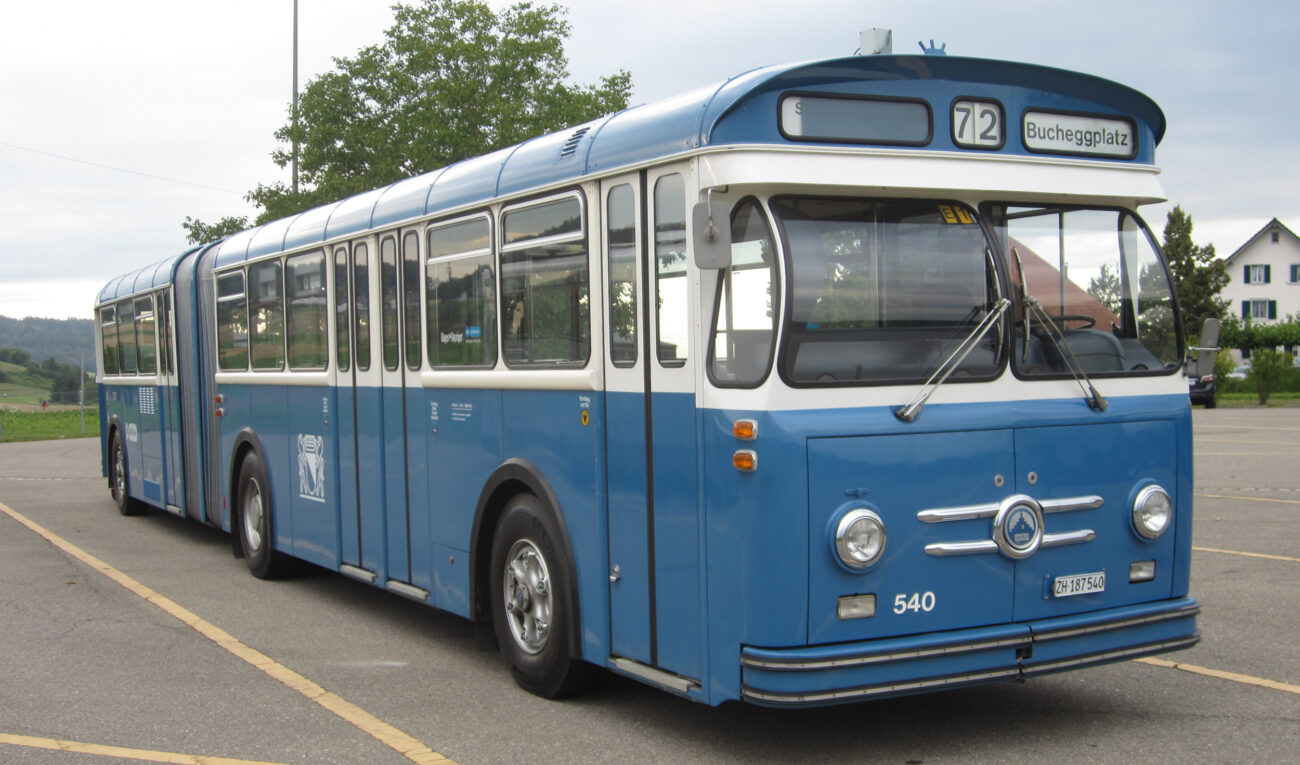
top-left (498, 190), bottom-right (591, 368)
top-left (426, 212), bottom-right (498, 369)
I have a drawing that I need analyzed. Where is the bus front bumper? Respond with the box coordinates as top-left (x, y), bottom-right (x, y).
top-left (739, 597), bottom-right (1200, 707)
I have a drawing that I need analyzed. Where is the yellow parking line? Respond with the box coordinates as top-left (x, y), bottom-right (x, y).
top-left (0, 732), bottom-right (290, 764)
top-left (1193, 546), bottom-right (1300, 563)
top-left (0, 501), bottom-right (453, 765)
top-left (1135, 657), bottom-right (1300, 696)
top-left (1196, 491), bottom-right (1300, 506)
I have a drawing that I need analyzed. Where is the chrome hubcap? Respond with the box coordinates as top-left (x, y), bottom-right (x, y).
top-left (502, 539), bottom-right (552, 655)
top-left (242, 477), bottom-right (264, 553)
top-left (113, 446), bottom-right (125, 498)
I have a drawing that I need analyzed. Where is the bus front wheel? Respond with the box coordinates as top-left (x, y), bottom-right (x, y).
top-left (489, 494), bottom-right (588, 698)
top-left (109, 433), bottom-right (143, 516)
top-left (236, 451), bottom-right (291, 579)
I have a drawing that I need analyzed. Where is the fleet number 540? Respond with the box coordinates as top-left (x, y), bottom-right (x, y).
top-left (893, 591), bottom-right (937, 614)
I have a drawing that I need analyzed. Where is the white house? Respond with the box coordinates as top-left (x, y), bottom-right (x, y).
top-left (1220, 218), bottom-right (1300, 358)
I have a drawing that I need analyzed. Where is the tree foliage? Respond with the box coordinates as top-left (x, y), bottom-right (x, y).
top-left (182, 215), bottom-right (250, 246)
top-left (1247, 347), bottom-right (1294, 405)
top-left (247, 0), bottom-right (632, 224)
top-left (1161, 205), bottom-right (1228, 343)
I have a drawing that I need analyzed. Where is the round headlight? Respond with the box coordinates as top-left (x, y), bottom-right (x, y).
top-left (1133, 485), bottom-right (1172, 539)
top-left (835, 508), bottom-right (886, 569)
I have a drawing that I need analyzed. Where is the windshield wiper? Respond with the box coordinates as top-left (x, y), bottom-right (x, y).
top-left (1024, 296), bottom-right (1108, 411)
top-left (896, 298), bottom-right (1010, 423)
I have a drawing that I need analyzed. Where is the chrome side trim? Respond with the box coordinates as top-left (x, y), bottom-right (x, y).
top-left (609, 657), bottom-right (701, 694)
top-left (741, 634), bottom-right (1029, 672)
top-left (1041, 495), bottom-right (1104, 513)
top-left (919, 494), bottom-right (1102, 523)
top-left (340, 564), bottom-right (377, 584)
top-left (924, 539), bottom-right (1000, 556)
top-left (1032, 603), bottom-right (1201, 643)
top-left (917, 503), bottom-right (998, 523)
top-left (1022, 634), bottom-right (1201, 676)
top-left (386, 579), bottom-right (429, 602)
top-left (1040, 529), bottom-right (1097, 547)
top-left (742, 667), bottom-right (1022, 706)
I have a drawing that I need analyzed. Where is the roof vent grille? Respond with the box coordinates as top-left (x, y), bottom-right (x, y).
top-left (560, 126), bottom-right (590, 158)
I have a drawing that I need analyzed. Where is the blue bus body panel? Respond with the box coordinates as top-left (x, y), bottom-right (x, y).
top-left (288, 384), bottom-right (338, 569)
top-left (605, 390), bottom-right (652, 663)
top-left (282, 204), bottom-right (340, 252)
top-left (703, 393), bottom-right (1193, 705)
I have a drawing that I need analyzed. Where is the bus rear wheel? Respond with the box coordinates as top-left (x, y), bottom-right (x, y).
top-left (236, 451), bottom-right (291, 579)
top-left (489, 494), bottom-right (588, 698)
top-left (110, 433), bottom-right (143, 516)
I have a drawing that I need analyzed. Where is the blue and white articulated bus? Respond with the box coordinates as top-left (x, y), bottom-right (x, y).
top-left (96, 53), bottom-right (1200, 706)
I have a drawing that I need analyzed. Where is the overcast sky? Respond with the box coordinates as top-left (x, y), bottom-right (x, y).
top-left (2, 0), bottom-right (1296, 320)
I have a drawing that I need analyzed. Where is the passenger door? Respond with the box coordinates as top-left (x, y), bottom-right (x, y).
top-left (604, 165), bottom-right (703, 681)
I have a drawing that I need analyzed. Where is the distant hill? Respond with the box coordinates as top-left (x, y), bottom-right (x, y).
top-left (0, 316), bottom-right (97, 372)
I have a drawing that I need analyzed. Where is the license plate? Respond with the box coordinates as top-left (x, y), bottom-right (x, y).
top-left (1053, 571), bottom-right (1106, 598)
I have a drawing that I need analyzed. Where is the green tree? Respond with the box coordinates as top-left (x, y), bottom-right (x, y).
top-left (1248, 347), bottom-right (1293, 405)
top-left (1162, 205), bottom-right (1228, 343)
top-left (182, 215), bottom-right (249, 246)
top-left (246, 0), bottom-right (632, 224)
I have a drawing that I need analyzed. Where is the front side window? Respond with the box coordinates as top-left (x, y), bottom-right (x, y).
top-left (709, 199), bottom-right (778, 386)
top-left (775, 197), bottom-right (1003, 385)
top-left (501, 195), bottom-right (589, 366)
top-left (986, 205), bottom-right (1180, 375)
top-left (427, 216), bottom-right (497, 367)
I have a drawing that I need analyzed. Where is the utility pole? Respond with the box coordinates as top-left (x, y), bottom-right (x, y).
top-left (292, 0), bottom-right (300, 196)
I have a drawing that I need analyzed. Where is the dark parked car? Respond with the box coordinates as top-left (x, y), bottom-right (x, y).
top-left (1188, 370), bottom-right (1216, 407)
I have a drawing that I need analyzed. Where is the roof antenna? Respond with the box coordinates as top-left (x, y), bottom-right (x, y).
top-left (918, 39), bottom-right (948, 55)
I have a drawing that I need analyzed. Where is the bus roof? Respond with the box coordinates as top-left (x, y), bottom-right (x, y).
top-left (99, 54), bottom-right (1164, 304)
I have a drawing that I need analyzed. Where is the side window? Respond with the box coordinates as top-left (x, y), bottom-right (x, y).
top-left (381, 236), bottom-right (399, 371)
top-left (501, 195), bottom-right (589, 366)
top-left (654, 174), bottom-right (688, 366)
top-left (100, 306), bottom-right (119, 376)
top-left (159, 291), bottom-right (174, 375)
top-left (216, 271), bottom-right (248, 371)
top-left (403, 231), bottom-right (422, 371)
top-left (353, 243), bottom-right (371, 371)
top-left (334, 247), bottom-right (350, 372)
top-left (249, 260), bottom-right (285, 371)
top-left (606, 184), bottom-right (637, 367)
top-left (117, 300), bottom-right (137, 374)
top-left (709, 200), bottom-right (778, 387)
top-left (427, 216), bottom-right (497, 367)
top-left (286, 251), bottom-right (327, 370)
top-left (134, 295), bottom-right (157, 375)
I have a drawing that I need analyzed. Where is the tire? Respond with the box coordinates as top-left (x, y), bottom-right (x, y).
top-left (109, 433), bottom-right (143, 516)
top-left (236, 451), bottom-right (291, 579)
top-left (489, 494), bottom-right (588, 698)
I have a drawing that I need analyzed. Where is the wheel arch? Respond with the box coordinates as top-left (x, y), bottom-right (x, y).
top-left (470, 458), bottom-right (583, 660)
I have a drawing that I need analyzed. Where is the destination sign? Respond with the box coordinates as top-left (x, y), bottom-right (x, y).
top-left (1022, 110), bottom-right (1136, 158)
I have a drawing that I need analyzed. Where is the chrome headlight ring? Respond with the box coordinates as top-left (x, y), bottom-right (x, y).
top-left (833, 506), bottom-right (887, 571)
top-left (1132, 484), bottom-right (1173, 540)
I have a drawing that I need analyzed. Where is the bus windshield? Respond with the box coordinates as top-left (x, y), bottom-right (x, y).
top-left (985, 204), bottom-right (1181, 376)
top-left (774, 197), bottom-right (1004, 385)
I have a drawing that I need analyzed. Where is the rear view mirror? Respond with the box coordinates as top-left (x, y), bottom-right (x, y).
top-left (1191, 317), bottom-right (1221, 377)
top-left (692, 201), bottom-right (731, 269)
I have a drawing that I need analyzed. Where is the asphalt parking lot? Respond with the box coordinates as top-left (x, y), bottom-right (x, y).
top-left (0, 407), bottom-right (1297, 764)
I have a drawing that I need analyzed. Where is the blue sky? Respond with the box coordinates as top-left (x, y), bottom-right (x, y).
top-left (1, 0), bottom-right (1295, 320)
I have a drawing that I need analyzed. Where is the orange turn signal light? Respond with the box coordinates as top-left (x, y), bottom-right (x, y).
top-left (733, 450), bottom-right (757, 472)
top-left (733, 419), bottom-right (757, 440)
